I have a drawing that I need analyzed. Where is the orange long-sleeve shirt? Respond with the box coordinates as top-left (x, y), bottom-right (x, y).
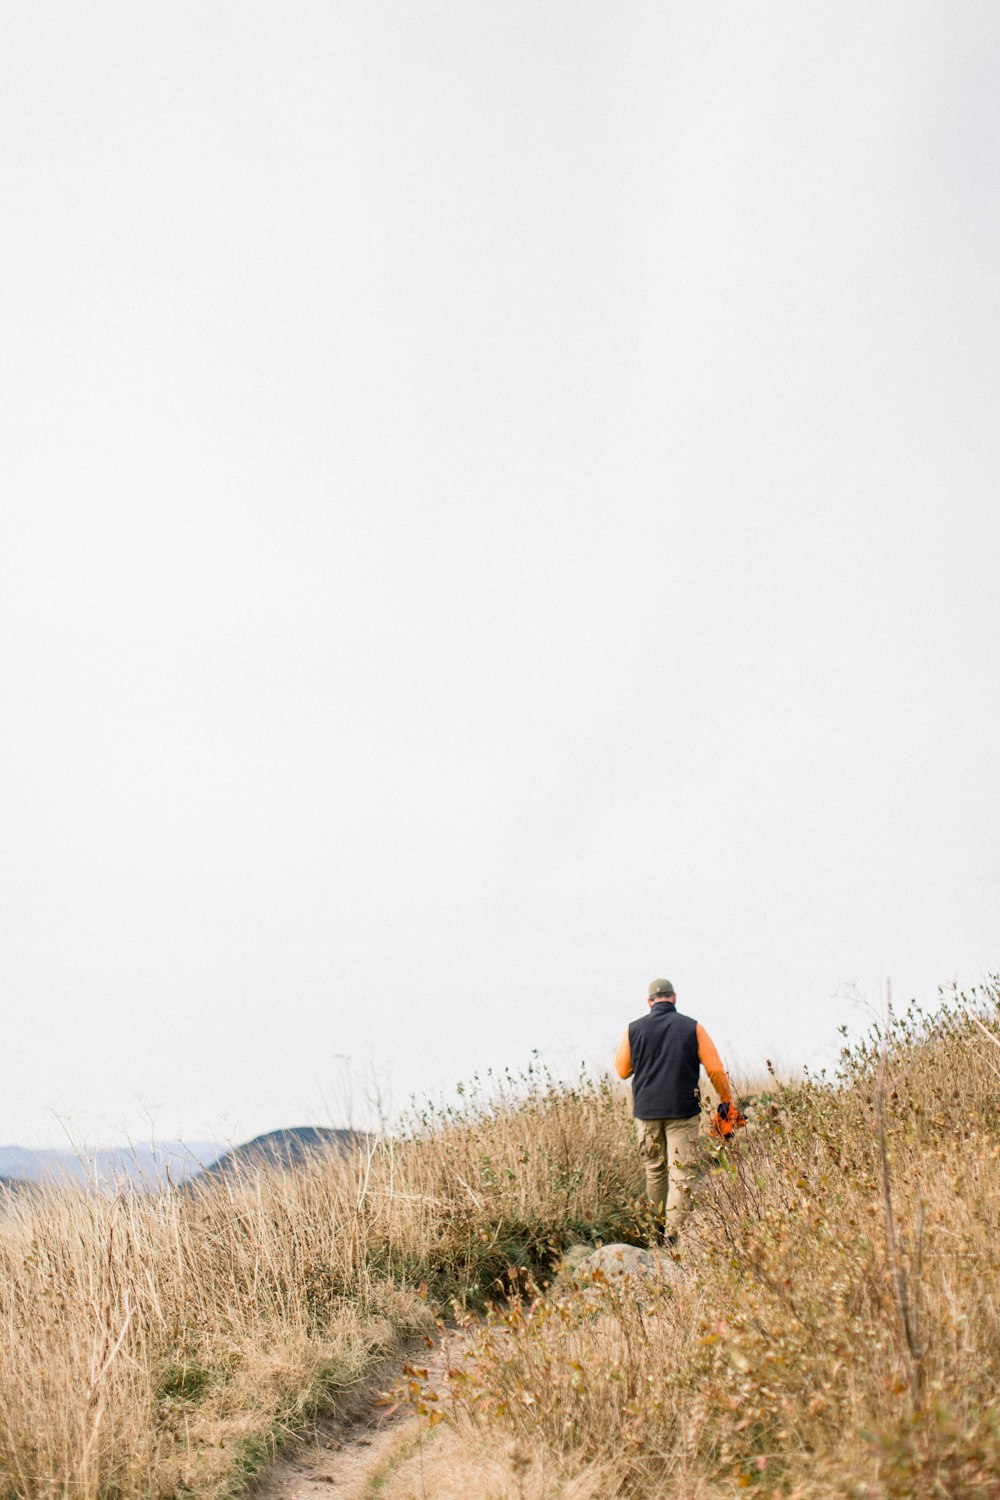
top-left (615, 1020), bottom-right (733, 1104)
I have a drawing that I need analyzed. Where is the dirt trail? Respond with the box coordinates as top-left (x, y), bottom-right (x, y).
top-left (251, 1326), bottom-right (473, 1500)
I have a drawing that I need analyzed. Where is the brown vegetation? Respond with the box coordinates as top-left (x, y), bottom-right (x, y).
top-left (376, 985), bottom-right (1000, 1499)
top-left (3, 988), bottom-right (1000, 1499)
top-left (0, 1063), bottom-right (637, 1499)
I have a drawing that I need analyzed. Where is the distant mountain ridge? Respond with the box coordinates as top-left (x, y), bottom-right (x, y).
top-left (0, 1127), bottom-right (366, 1195)
top-left (0, 1141), bottom-right (223, 1191)
top-left (195, 1125), bottom-right (365, 1181)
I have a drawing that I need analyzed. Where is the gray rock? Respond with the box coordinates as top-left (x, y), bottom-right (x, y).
top-left (560, 1242), bottom-right (687, 1288)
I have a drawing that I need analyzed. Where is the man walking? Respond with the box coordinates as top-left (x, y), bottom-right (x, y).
top-left (615, 979), bottom-right (736, 1243)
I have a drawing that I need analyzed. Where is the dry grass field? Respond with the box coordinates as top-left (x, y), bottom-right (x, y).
top-left (0, 1061), bottom-right (638, 1500)
top-left (3, 986), bottom-right (1000, 1499)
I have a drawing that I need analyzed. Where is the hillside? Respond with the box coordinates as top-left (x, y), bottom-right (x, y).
top-left (368, 989), bottom-right (1000, 1499)
top-left (0, 985), bottom-right (998, 1499)
top-left (193, 1125), bottom-right (364, 1182)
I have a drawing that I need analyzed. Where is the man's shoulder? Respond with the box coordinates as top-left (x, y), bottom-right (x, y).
top-left (631, 1009), bottom-right (699, 1033)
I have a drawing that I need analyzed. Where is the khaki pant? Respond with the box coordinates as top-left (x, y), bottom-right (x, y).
top-left (635, 1115), bottom-right (701, 1235)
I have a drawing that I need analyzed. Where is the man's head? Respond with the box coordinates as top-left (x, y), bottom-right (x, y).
top-left (648, 978), bottom-right (676, 1007)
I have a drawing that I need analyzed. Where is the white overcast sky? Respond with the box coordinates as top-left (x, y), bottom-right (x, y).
top-left (3, 2), bottom-right (999, 1147)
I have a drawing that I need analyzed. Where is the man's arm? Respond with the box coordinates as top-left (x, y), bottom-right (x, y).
top-left (614, 1029), bottom-right (632, 1079)
top-left (696, 1023), bottom-right (733, 1103)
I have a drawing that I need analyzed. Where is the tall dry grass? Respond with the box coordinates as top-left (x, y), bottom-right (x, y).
top-left (9, 987), bottom-right (1000, 1500)
top-left (0, 1065), bottom-right (639, 1500)
top-left (375, 982), bottom-right (1000, 1499)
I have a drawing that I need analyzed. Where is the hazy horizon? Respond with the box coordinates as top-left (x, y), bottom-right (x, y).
top-left (3, 3), bottom-right (999, 1148)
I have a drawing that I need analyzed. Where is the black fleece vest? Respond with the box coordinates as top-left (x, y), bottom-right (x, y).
top-left (628, 1003), bottom-right (701, 1120)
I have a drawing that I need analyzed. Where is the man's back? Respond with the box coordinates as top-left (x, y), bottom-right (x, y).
top-left (627, 1003), bottom-right (701, 1120)
top-left (615, 987), bottom-right (732, 1118)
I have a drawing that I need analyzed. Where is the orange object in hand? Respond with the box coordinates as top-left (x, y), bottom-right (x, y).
top-left (710, 1100), bottom-right (747, 1140)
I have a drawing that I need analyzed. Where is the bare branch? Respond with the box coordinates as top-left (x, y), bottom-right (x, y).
top-left (970, 1014), bottom-right (1000, 1051)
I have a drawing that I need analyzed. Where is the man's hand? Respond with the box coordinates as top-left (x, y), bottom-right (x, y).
top-left (709, 1099), bottom-right (747, 1140)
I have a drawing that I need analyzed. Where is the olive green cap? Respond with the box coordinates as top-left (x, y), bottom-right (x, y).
top-left (648, 978), bottom-right (676, 999)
